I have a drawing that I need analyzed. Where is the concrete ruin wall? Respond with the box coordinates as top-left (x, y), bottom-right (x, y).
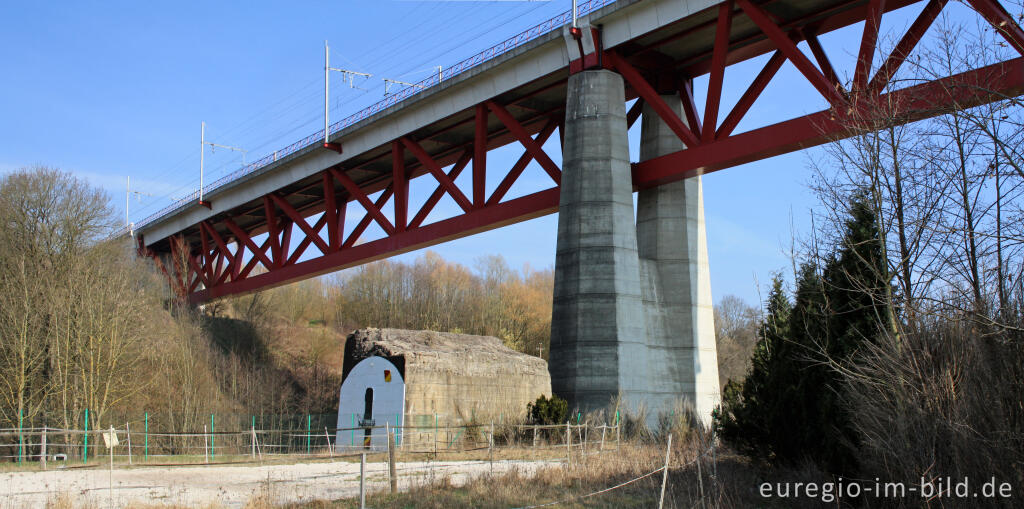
top-left (344, 328), bottom-right (552, 428)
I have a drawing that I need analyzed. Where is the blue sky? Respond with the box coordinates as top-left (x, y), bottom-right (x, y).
top-left (0, 0), bottom-right (977, 305)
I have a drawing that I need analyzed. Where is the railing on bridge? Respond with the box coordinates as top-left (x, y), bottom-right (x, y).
top-left (132, 0), bottom-right (617, 235)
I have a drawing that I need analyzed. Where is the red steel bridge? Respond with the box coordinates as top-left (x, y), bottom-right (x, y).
top-left (135, 0), bottom-right (1024, 304)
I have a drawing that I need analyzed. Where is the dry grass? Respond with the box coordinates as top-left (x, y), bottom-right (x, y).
top-left (261, 437), bottom-right (830, 509)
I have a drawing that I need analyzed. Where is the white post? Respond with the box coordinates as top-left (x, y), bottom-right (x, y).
top-left (126, 422), bottom-right (132, 465)
top-left (199, 121), bottom-right (205, 202)
top-left (125, 176), bottom-right (130, 230)
top-left (565, 422), bottom-right (571, 467)
top-left (40, 427), bottom-right (47, 469)
top-left (659, 434), bottom-right (673, 509)
top-left (109, 427), bottom-right (114, 505)
top-left (359, 452), bottom-right (367, 509)
top-left (600, 425), bottom-right (606, 451)
top-left (251, 425), bottom-right (256, 459)
top-left (324, 40), bottom-right (330, 146)
top-left (572, 0), bottom-right (578, 28)
top-left (437, 65), bottom-right (443, 84)
top-left (203, 425), bottom-right (209, 464)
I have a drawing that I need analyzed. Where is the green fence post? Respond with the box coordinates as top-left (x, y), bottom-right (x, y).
top-left (144, 412), bottom-right (149, 461)
top-left (83, 408), bottom-right (89, 463)
top-left (17, 409), bottom-right (23, 464)
top-left (350, 414), bottom-right (355, 446)
top-left (306, 414), bottom-right (311, 454)
top-left (210, 414), bottom-right (215, 461)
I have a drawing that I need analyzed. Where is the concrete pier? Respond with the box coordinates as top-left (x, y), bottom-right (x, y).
top-left (637, 97), bottom-right (720, 425)
top-left (550, 75), bottom-right (720, 425)
top-left (550, 69), bottom-right (648, 412)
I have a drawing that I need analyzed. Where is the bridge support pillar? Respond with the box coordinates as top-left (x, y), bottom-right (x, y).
top-left (550, 74), bottom-right (720, 426)
top-left (551, 69), bottom-right (649, 414)
top-left (637, 96), bottom-right (720, 426)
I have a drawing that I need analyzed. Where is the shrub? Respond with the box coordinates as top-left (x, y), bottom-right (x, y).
top-left (527, 394), bottom-right (568, 425)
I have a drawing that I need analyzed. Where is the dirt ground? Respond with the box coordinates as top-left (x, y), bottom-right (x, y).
top-left (0, 457), bottom-right (560, 508)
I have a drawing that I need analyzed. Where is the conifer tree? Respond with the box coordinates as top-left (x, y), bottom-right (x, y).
top-left (713, 191), bottom-right (892, 474)
top-left (713, 274), bottom-right (790, 461)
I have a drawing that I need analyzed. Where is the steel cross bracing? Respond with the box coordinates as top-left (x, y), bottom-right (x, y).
top-left (141, 0), bottom-right (1024, 304)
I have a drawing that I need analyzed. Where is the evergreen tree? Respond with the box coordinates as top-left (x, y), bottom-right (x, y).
top-left (713, 191), bottom-right (892, 474)
top-left (713, 274), bottom-right (790, 461)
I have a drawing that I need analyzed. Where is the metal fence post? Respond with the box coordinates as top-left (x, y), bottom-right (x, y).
top-left (210, 414), bottom-right (215, 461)
top-left (144, 412), bottom-right (149, 461)
top-left (83, 408), bottom-right (89, 463)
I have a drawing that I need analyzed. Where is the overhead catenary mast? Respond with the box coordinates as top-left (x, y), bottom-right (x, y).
top-left (125, 176), bottom-right (153, 237)
top-left (199, 121), bottom-right (246, 208)
top-left (324, 40), bottom-right (371, 153)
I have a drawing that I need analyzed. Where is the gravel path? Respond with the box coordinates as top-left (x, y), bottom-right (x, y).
top-left (0, 458), bottom-right (559, 508)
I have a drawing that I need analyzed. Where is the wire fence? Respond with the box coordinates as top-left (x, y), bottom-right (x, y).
top-left (0, 418), bottom-right (621, 466)
top-left (128, 0), bottom-right (618, 236)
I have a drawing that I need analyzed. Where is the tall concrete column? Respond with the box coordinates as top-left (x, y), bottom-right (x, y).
top-left (637, 96), bottom-right (721, 425)
top-left (550, 69), bottom-right (649, 413)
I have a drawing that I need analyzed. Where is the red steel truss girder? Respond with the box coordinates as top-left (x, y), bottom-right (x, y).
top-left (160, 0), bottom-right (915, 256)
top-left (965, 0), bottom-right (1024, 56)
top-left (182, 105), bottom-right (564, 299)
top-left (639, 0), bottom-right (920, 78)
top-left (344, 184), bottom-right (393, 248)
top-left (411, 154), bottom-right (469, 228)
top-left (401, 136), bottom-right (474, 213)
top-left (190, 188), bottom-right (559, 303)
top-left (485, 100), bottom-right (562, 184)
top-left (608, 52), bottom-right (701, 146)
top-left (703, 0), bottom-right (734, 142)
top-left (854, 0), bottom-right (887, 92)
top-left (804, 33), bottom-right (845, 96)
top-left (619, 0), bottom-right (1024, 159)
top-left (163, 0), bottom-right (1024, 303)
top-left (487, 119), bottom-right (559, 206)
top-left (736, 0), bottom-right (847, 107)
top-left (868, 0), bottom-right (948, 94)
top-left (633, 57), bottom-right (1024, 188)
top-left (717, 50), bottom-right (786, 139)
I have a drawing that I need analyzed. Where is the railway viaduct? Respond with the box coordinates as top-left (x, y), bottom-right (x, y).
top-left (134, 0), bottom-right (1024, 422)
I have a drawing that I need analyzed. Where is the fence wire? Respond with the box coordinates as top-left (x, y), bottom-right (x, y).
top-left (0, 420), bottom-right (621, 465)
